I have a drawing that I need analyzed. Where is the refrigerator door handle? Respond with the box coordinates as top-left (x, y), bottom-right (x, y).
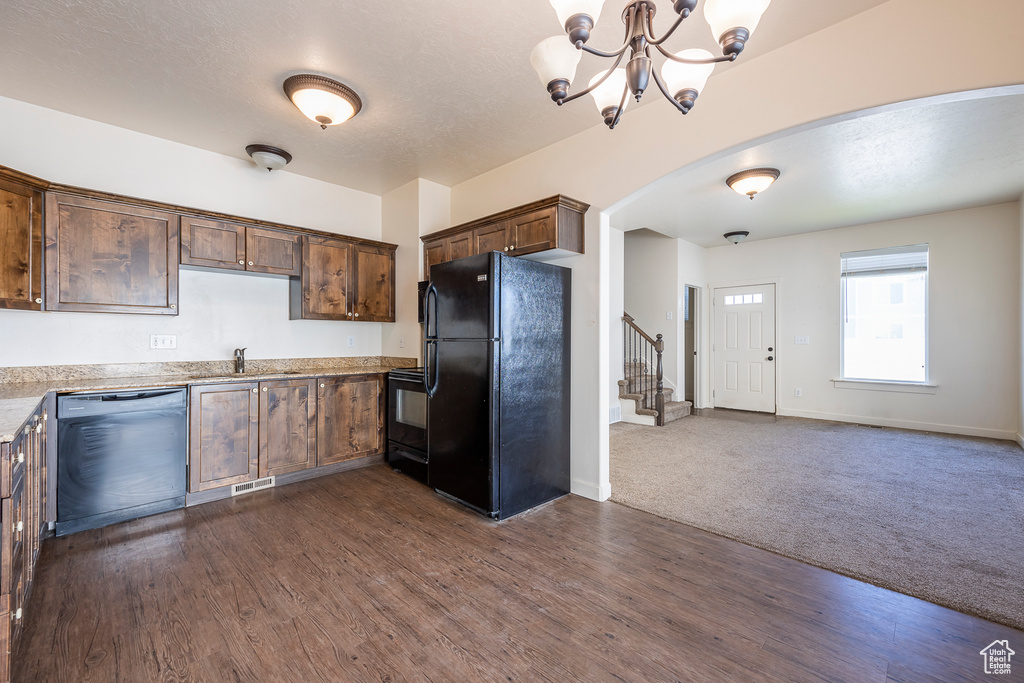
top-left (424, 340), bottom-right (440, 398)
top-left (425, 283), bottom-right (439, 340)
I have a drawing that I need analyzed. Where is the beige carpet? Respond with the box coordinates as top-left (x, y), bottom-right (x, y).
top-left (610, 415), bottom-right (1024, 629)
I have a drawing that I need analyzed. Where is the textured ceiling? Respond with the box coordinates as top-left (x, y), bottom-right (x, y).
top-left (0, 0), bottom-right (889, 195)
top-left (608, 90), bottom-right (1024, 246)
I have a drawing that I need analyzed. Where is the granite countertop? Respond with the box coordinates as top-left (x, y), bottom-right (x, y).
top-left (0, 357), bottom-right (416, 443)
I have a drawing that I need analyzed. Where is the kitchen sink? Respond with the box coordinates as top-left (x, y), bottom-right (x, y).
top-left (189, 370), bottom-right (309, 381)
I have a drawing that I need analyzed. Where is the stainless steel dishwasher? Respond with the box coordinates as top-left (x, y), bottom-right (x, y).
top-left (57, 388), bottom-right (187, 536)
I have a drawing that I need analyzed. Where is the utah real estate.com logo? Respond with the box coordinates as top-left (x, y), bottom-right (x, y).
top-left (980, 640), bottom-right (1014, 675)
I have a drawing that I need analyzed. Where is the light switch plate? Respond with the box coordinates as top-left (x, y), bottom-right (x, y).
top-left (795, 335), bottom-right (810, 345)
top-left (150, 334), bottom-right (177, 349)
top-left (347, 336), bottom-right (355, 348)
top-left (666, 311), bottom-right (673, 320)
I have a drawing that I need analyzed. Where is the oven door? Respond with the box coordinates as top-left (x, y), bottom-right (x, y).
top-left (388, 375), bottom-right (427, 454)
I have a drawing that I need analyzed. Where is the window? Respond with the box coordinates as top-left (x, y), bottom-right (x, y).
top-left (723, 293), bottom-right (762, 306)
top-left (841, 244), bottom-right (927, 382)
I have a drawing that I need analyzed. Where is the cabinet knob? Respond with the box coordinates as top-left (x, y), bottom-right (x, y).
top-left (248, 261), bottom-right (254, 266)
top-left (320, 383), bottom-right (325, 388)
top-left (15, 521), bottom-right (23, 533)
top-left (13, 608), bottom-right (21, 621)
top-left (509, 245), bottom-right (516, 251)
top-left (34, 298), bottom-right (42, 304)
top-left (239, 260), bottom-right (245, 265)
top-left (170, 304), bottom-right (176, 309)
top-left (262, 387), bottom-right (268, 392)
top-left (354, 313), bottom-right (359, 318)
top-left (251, 388), bottom-right (258, 393)
top-left (503, 247), bottom-right (508, 251)
top-left (17, 452), bottom-right (24, 464)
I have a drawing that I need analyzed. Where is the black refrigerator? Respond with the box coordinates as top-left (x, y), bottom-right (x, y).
top-left (424, 251), bottom-right (570, 519)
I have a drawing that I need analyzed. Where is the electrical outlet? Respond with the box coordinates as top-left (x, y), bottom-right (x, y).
top-left (794, 388), bottom-right (803, 397)
top-left (399, 336), bottom-right (405, 349)
top-left (795, 335), bottom-right (810, 345)
top-left (347, 335), bottom-right (355, 348)
top-left (150, 334), bottom-right (177, 349)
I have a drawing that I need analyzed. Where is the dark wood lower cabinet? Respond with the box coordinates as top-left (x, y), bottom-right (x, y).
top-left (258, 378), bottom-right (317, 477)
top-left (317, 375), bottom-right (384, 466)
top-left (188, 383), bottom-right (259, 492)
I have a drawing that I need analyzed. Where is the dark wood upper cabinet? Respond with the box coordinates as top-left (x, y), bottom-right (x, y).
top-left (316, 375), bottom-right (384, 466)
top-left (180, 217), bottom-right (246, 270)
top-left (45, 194), bottom-right (179, 315)
top-left (291, 236), bottom-right (395, 322)
top-left (246, 227), bottom-right (301, 276)
top-left (422, 195), bottom-right (588, 276)
top-left (258, 378), bottom-right (317, 478)
top-left (352, 244), bottom-right (395, 322)
top-left (0, 177), bottom-right (44, 311)
top-left (189, 383), bottom-right (259, 493)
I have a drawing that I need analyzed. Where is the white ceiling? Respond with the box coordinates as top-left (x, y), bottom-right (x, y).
top-left (0, 0), bottom-right (890, 195)
top-left (609, 89), bottom-right (1024, 246)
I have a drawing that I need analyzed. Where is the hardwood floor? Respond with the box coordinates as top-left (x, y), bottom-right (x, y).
top-left (14, 465), bottom-right (1020, 682)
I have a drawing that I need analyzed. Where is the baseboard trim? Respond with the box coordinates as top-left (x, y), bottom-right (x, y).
top-left (571, 478), bottom-right (611, 502)
top-left (777, 407), bottom-right (1017, 441)
top-left (1016, 433), bottom-right (1024, 450)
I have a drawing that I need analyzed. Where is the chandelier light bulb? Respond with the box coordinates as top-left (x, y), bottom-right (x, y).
top-left (531, 36), bottom-right (583, 101)
top-left (704, 0), bottom-right (772, 54)
top-left (589, 69), bottom-right (629, 125)
top-left (283, 74), bottom-right (362, 129)
top-left (661, 49), bottom-right (716, 113)
top-left (549, 0), bottom-right (607, 43)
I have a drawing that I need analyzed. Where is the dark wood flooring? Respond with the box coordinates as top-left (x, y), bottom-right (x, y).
top-left (14, 465), bottom-right (1021, 682)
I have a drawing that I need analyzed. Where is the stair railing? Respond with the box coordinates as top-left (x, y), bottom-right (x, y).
top-left (622, 312), bottom-right (665, 426)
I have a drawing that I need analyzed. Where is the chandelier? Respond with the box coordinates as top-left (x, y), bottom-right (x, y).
top-left (530, 0), bottom-right (771, 128)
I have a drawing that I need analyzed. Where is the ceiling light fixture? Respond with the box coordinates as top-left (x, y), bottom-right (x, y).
top-left (726, 167), bottom-right (780, 199)
top-left (246, 144), bottom-right (292, 172)
top-left (724, 230), bottom-right (749, 244)
top-left (531, 0), bottom-right (771, 129)
top-left (283, 74), bottom-right (362, 130)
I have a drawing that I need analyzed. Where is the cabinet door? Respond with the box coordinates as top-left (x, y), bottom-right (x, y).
top-left (508, 206), bottom-right (557, 256)
top-left (449, 232), bottom-right (472, 262)
top-left (352, 244), bottom-right (395, 322)
top-left (0, 178), bottom-right (43, 310)
top-left (45, 194), bottom-right (179, 315)
top-left (189, 383), bottom-right (259, 492)
top-left (295, 235), bottom-right (351, 320)
top-left (246, 227), bottom-right (301, 276)
top-left (317, 375), bottom-right (384, 466)
top-left (180, 217), bottom-right (246, 270)
top-left (473, 221), bottom-right (509, 255)
top-left (258, 378), bottom-right (317, 477)
top-left (423, 238), bottom-right (448, 280)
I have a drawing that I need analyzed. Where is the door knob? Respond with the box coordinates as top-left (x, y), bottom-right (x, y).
top-left (767, 356), bottom-right (774, 361)
top-left (768, 347), bottom-right (774, 352)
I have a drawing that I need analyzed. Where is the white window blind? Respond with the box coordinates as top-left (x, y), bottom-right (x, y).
top-left (841, 244), bottom-right (928, 277)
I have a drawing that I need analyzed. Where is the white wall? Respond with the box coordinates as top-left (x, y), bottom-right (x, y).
top-left (624, 230), bottom-right (680, 390)
top-left (705, 202), bottom-right (1021, 439)
top-left (609, 228), bottom-right (624, 422)
top-left (1019, 193), bottom-right (1024, 446)
top-left (0, 96), bottom-right (387, 366)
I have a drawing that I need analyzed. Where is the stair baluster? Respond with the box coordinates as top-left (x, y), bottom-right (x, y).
top-left (622, 312), bottom-right (666, 426)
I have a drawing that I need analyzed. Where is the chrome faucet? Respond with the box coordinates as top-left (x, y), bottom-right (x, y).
top-left (234, 347), bottom-right (246, 374)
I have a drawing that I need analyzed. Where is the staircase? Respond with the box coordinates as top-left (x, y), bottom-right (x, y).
top-left (619, 313), bottom-right (692, 426)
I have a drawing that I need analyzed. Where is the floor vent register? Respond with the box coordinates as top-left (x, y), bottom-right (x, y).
top-left (231, 476), bottom-right (276, 496)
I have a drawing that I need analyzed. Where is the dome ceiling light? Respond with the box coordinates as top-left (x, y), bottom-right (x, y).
top-left (283, 74), bottom-right (363, 130)
top-left (531, 0), bottom-right (771, 129)
top-left (726, 167), bottom-right (780, 199)
top-left (246, 144), bottom-right (292, 172)
top-left (724, 230), bottom-right (749, 244)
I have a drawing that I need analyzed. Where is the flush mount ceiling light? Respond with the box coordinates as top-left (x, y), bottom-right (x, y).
top-left (531, 0), bottom-right (771, 129)
top-left (246, 144), bottom-right (292, 172)
top-left (726, 167), bottom-right (780, 199)
top-left (724, 230), bottom-right (749, 244)
top-left (283, 74), bottom-right (363, 130)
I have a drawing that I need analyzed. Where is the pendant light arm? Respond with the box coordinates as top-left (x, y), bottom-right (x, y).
top-left (655, 42), bottom-right (737, 64)
top-left (558, 45), bottom-right (630, 105)
top-left (609, 83), bottom-right (630, 129)
top-left (640, 6), bottom-right (688, 47)
top-left (576, 6), bottom-right (637, 59)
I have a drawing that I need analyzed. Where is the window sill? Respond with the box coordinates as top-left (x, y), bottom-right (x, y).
top-left (832, 379), bottom-right (937, 394)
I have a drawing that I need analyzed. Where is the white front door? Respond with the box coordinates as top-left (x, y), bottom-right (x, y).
top-left (713, 284), bottom-right (776, 412)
